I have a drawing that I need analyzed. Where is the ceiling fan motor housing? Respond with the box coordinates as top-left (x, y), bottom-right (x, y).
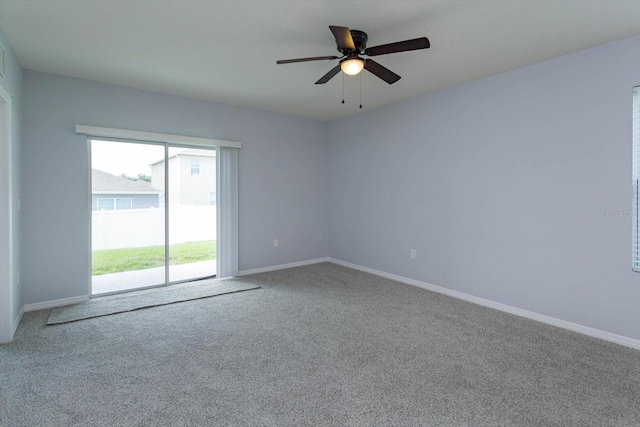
top-left (340, 30), bottom-right (368, 55)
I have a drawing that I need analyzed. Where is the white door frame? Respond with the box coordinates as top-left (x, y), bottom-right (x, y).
top-left (0, 84), bottom-right (13, 343)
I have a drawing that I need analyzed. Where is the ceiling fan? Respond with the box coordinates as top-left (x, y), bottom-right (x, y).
top-left (276, 26), bottom-right (430, 85)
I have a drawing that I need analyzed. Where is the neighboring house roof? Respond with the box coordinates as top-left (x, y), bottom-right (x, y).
top-left (92, 169), bottom-right (161, 194)
top-left (149, 149), bottom-right (216, 167)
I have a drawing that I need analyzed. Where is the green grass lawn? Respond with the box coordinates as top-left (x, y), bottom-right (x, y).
top-left (92, 240), bottom-right (216, 275)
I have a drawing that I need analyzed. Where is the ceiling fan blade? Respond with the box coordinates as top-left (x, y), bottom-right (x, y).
top-left (364, 59), bottom-right (401, 84)
top-left (315, 64), bottom-right (341, 84)
top-left (365, 37), bottom-right (430, 56)
top-left (276, 55), bottom-right (340, 64)
top-left (329, 25), bottom-right (356, 51)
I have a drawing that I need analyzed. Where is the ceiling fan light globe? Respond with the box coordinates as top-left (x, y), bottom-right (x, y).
top-left (341, 58), bottom-right (364, 76)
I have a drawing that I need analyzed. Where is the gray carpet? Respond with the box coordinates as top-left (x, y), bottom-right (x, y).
top-left (1, 263), bottom-right (639, 426)
top-left (47, 278), bottom-right (260, 325)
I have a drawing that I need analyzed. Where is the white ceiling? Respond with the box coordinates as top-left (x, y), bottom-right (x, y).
top-left (0, 1), bottom-right (639, 121)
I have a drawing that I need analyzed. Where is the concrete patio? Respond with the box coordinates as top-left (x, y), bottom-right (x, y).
top-left (92, 260), bottom-right (217, 295)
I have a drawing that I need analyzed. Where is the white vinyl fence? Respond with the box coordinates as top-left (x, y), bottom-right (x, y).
top-left (92, 205), bottom-right (216, 251)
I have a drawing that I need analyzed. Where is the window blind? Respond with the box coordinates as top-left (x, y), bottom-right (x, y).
top-left (633, 87), bottom-right (640, 271)
top-left (216, 147), bottom-right (239, 278)
top-left (76, 125), bottom-right (241, 149)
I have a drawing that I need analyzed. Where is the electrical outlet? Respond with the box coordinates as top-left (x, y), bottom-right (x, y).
top-left (273, 239), bottom-right (279, 248)
top-left (410, 249), bottom-right (416, 259)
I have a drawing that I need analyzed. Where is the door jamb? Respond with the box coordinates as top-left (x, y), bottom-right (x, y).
top-left (0, 84), bottom-right (14, 343)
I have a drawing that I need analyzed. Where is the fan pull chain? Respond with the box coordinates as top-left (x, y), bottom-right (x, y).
top-left (341, 73), bottom-right (345, 104)
top-left (359, 72), bottom-right (362, 109)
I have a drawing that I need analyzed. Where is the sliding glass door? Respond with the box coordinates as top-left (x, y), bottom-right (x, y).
top-left (90, 140), bottom-right (216, 296)
top-left (91, 140), bottom-right (166, 295)
top-left (167, 147), bottom-right (217, 283)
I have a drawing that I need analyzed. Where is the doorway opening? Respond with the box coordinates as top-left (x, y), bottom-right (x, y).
top-left (0, 85), bottom-right (12, 342)
top-left (90, 139), bottom-right (216, 296)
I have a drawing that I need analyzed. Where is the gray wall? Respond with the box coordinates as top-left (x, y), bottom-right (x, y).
top-left (327, 35), bottom-right (640, 340)
top-left (22, 71), bottom-right (328, 304)
top-left (0, 26), bottom-right (23, 324)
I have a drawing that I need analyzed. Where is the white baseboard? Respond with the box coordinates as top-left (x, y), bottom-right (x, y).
top-left (12, 305), bottom-right (24, 335)
top-left (328, 258), bottom-right (640, 351)
top-left (24, 295), bottom-right (89, 312)
top-left (239, 257), bottom-right (329, 276)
